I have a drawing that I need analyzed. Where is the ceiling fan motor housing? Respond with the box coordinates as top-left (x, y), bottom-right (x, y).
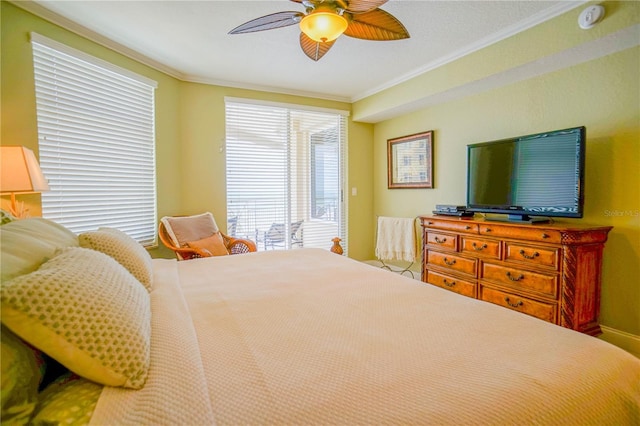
top-left (300, 4), bottom-right (349, 42)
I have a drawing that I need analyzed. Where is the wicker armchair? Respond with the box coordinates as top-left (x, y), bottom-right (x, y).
top-left (159, 213), bottom-right (256, 260)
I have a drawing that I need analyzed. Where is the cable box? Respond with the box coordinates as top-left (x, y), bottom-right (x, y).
top-left (435, 205), bottom-right (467, 213)
top-left (432, 210), bottom-right (474, 217)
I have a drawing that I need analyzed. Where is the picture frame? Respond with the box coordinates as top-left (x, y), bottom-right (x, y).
top-left (387, 130), bottom-right (434, 189)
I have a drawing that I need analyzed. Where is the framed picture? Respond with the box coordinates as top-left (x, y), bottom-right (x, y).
top-left (387, 130), bottom-right (434, 189)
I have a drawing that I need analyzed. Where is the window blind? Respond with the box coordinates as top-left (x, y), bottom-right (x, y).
top-left (31, 33), bottom-right (158, 246)
top-left (225, 98), bottom-right (348, 253)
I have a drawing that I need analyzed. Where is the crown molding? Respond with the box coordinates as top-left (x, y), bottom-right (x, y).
top-left (10, 0), bottom-right (590, 105)
top-left (184, 74), bottom-right (352, 104)
top-left (10, 0), bottom-right (186, 81)
top-left (351, 0), bottom-right (589, 102)
top-left (355, 24), bottom-right (640, 123)
top-left (11, 0), bottom-right (354, 102)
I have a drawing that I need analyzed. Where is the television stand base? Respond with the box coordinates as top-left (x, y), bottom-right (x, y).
top-left (485, 214), bottom-right (550, 224)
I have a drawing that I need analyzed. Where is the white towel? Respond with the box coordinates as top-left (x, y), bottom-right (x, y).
top-left (375, 216), bottom-right (417, 262)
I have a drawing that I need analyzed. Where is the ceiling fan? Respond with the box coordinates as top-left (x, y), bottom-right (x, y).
top-left (229, 0), bottom-right (410, 61)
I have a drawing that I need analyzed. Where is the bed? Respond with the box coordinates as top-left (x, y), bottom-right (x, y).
top-left (1, 217), bottom-right (639, 425)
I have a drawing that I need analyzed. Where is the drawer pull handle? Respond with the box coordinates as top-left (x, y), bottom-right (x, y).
top-left (435, 236), bottom-right (447, 244)
top-left (443, 258), bottom-right (457, 266)
top-left (506, 271), bottom-right (524, 281)
top-left (519, 249), bottom-right (539, 260)
top-left (465, 226), bottom-right (472, 230)
top-left (427, 221), bottom-right (434, 225)
top-left (541, 233), bottom-right (550, 239)
top-left (443, 279), bottom-right (456, 287)
top-left (472, 242), bottom-right (488, 251)
top-left (484, 228), bottom-right (492, 232)
top-left (504, 297), bottom-right (524, 308)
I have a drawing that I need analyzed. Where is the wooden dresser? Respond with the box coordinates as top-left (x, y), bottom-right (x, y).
top-left (420, 216), bottom-right (612, 335)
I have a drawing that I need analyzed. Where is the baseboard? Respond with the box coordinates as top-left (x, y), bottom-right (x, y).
top-left (599, 325), bottom-right (640, 359)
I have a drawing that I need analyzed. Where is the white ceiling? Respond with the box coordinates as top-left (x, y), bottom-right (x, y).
top-left (18, 0), bottom-right (588, 103)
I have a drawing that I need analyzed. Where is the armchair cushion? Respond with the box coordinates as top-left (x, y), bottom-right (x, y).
top-left (161, 213), bottom-right (219, 247)
top-left (185, 233), bottom-right (229, 257)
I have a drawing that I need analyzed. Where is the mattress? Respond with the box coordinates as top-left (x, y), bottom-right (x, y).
top-left (92, 248), bottom-right (640, 425)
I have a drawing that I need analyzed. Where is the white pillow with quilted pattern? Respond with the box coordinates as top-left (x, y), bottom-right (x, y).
top-left (0, 218), bottom-right (79, 282)
top-left (0, 247), bottom-right (151, 389)
top-left (79, 227), bottom-right (153, 291)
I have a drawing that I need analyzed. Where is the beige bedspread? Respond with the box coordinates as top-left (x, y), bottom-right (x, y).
top-left (93, 248), bottom-right (640, 425)
top-left (90, 259), bottom-right (215, 425)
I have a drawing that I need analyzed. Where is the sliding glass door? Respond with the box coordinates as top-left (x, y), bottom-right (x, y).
top-left (225, 99), bottom-right (347, 252)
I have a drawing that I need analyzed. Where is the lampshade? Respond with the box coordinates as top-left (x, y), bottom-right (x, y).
top-left (1, 146), bottom-right (49, 218)
top-left (1, 146), bottom-right (50, 193)
top-left (299, 11), bottom-right (348, 43)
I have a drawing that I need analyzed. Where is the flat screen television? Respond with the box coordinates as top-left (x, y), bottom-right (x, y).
top-left (466, 126), bottom-right (585, 223)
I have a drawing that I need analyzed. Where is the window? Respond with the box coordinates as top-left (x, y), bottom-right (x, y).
top-left (31, 33), bottom-right (157, 246)
top-left (225, 98), bottom-right (347, 253)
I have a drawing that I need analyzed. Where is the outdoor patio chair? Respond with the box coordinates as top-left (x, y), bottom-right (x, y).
top-left (263, 220), bottom-right (303, 250)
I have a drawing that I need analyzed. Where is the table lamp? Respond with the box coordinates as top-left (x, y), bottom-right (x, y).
top-left (1, 146), bottom-right (50, 218)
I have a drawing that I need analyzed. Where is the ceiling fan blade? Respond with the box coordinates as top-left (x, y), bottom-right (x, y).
top-left (345, 0), bottom-right (388, 14)
top-left (344, 8), bottom-right (409, 40)
top-left (299, 33), bottom-right (336, 61)
top-left (229, 11), bottom-right (304, 34)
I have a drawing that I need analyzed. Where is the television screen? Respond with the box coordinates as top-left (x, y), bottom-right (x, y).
top-left (466, 126), bottom-right (585, 223)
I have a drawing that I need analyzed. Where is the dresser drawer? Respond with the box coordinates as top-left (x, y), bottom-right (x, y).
top-left (427, 251), bottom-right (476, 276)
top-left (425, 232), bottom-right (457, 251)
top-left (481, 262), bottom-right (558, 298)
top-left (480, 286), bottom-right (557, 323)
top-left (478, 223), bottom-right (562, 244)
top-left (426, 270), bottom-right (476, 298)
top-left (460, 237), bottom-right (501, 260)
top-left (504, 242), bottom-right (560, 270)
top-left (423, 218), bottom-right (478, 233)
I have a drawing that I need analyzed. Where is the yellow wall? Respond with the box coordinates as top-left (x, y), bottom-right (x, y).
top-left (1, 0), bottom-right (182, 243)
top-left (371, 47), bottom-right (639, 336)
top-left (0, 1), bottom-right (375, 261)
top-left (360, 2), bottom-right (640, 335)
top-left (174, 82), bottom-right (374, 260)
top-left (1, 1), bottom-right (638, 336)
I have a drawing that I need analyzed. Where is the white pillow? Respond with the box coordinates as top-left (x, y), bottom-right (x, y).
top-left (79, 227), bottom-right (153, 291)
top-left (1, 247), bottom-right (151, 389)
top-left (0, 218), bottom-right (79, 282)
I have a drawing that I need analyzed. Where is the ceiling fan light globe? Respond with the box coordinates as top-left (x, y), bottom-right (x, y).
top-left (299, 12), bottom-right (348, 43)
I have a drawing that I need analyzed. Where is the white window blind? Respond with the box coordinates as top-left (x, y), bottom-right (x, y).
top-left (225, 99), bottom-right (347, 253)
top-left (31, 33), bottom-right (158, 246)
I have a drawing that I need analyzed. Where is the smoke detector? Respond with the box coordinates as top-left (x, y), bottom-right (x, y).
top-left (578, 5), bottom-right (605, 30)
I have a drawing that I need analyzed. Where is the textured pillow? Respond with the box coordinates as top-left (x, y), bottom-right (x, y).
top-left (161, 212), bottom-right (219, 247)
top-left (1, 325), bottom-right (44, 425)
top-left (1, 247), bottom-right (151, 389)
top-left (186, 232), bottom-right (229, 256)
top-left (31, 372), bottom-right (102, 426)
top-left (79, 227), bottom-right (153, 291)
top-left (0, 217), bottom-right (79, 282)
